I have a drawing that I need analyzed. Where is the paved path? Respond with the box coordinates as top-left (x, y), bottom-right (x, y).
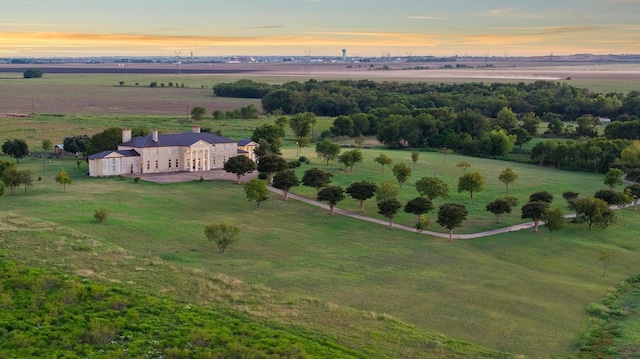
top-left (268, 187), bottom-right (545, 240)
top-left (267, 187), bottom-right (635, 240)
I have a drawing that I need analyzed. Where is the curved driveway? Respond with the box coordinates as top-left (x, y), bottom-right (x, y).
top-left (267, 187), bottom-right (632, 240)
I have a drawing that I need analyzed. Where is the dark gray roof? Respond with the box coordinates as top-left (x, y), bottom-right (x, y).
top-left (121, 132), bottom-right (235, 148)
top-left (88, 149), bottom-right (140, 160)
top-left (238, 138), bottom-right (255, 146)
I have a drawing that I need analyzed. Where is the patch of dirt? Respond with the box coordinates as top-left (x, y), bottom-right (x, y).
top-left (131, 169), bottom-right (258, 184)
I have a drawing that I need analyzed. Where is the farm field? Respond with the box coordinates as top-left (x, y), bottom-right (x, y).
top-left (2, 62), bottom-right (640, 117)
top-left (1, 62), bottom-right (640, 357)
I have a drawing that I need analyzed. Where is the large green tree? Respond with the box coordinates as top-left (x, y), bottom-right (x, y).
top-left (404, 197), bottom-right (434, 221)
top-left (377, 198), bottom-right (403, 227)
top-left (23, 68), bottom-right (43, 78)
top-left (63, 135), bottom-right (90, 159)
top-left (191, 106), bottom-right (207, 121)
top-left (415, 176), bottom-right (449, 200)
top-left (2, 167), bottom-right (20, 194)
top-left (251, 124), bottom-right (282, 155)
top-left (376, 180), bottom-right (399, 202)
top-left (337, 149), bottom-right (363, 172)
top-left (301, 168), bottom-right (332, 193)
top-left (521, 201), bottom-right (548, 232)
top-left (498, 168), bottom-right (518, 193)
top-left (223, 155), bottom-right (257, 184)
top-left (243, 179), bottom-right (269, 208)
top-left (543, 208), bottom-right (565, 240)
top-left (437, 203), bottom-right (468, 241)
top-left (485, 198), bottom-right (511, 224)
top-left (315, 139), bottom-right (341, 165)
top-left (529, 191), bottom-right (554, 204)
top-left (573, 197), bottom-right (616, 230)
top-left (2, 139), bottom-right (29, 163)
top-left (373, 153), bottom-right (393, 174)
top-left (392, 162), bottom-right (412, 188)
top-left (256, 154), bottom-right (288, 183)
top-left (290, 112), bottom-right (315, 144)
top-left (345, 181), bottom-right (377, 212)
top-left (272, 169), bottom-right (299, 200)
top-left (457, 172), bottom-right (485, 199)
top-left (88, 127), bottom-right (122, 154)
top-left (317, 186), bottom-right (345, 215)
top-left (603, 168), bottom-right (624, 189)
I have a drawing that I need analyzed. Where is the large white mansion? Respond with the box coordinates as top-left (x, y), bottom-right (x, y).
top-left (88, 126), bottom-right (256, 177)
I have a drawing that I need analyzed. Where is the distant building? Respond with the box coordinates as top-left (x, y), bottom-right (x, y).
top-left (88, 126), bottom-right (243, 177)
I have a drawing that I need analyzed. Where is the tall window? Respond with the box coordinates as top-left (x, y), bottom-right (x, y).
top-left (176, 159), bottom-right (179, 168)
top-left (155, 160), bottom-right (158, 169)
top-left (147, 161), bottom-right (150, 170)
top-left (168, 159), bottom-right (172, 168)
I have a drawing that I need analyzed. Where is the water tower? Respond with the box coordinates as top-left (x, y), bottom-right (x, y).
top-left (342, 49), bottom-right (347, 61)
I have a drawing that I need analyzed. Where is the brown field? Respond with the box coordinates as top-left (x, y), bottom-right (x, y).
top-left (1, 61), bottom-right (639, 117)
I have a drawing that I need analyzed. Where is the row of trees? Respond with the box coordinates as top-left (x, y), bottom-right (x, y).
top-left (212, 79), bottom-right (640, 121)
top-left (235, 161), bottom-right (630, 241)
top-left (530, 137), bottom-right (634, 173)
top-left (0, 160), bottom-right (72, 194)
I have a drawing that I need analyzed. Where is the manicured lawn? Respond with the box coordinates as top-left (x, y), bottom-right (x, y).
top-left (2, 155), bottom-right (638, 357)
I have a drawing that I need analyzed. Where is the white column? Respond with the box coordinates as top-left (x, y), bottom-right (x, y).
top-left (195, 150), bottom-right (200, 172)
top-left (189, 150), bottom-right (193, 172)
top-left (207, 149), bottom-right (211, 170)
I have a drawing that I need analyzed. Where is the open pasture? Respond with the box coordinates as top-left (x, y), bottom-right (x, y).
top-left (1, 151), bottom-right (638, 357)
top-left (1, 62), bottom-right (640, 118)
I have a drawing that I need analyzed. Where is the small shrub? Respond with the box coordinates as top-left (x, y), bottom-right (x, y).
top-left (37, 176), bottom-right (42, 181)
top-left (149, 82), bottom-right (157, 87)
top-left (200, 176), bottom-right (204, 182)
top-left (288, 160), bottom-right (301, 168)
top-left (135, 82), bottom-right (139, 86)
top-left (23, 68), bottom-right (44, 78)
top-left (82, 318), bottom-right (116, 345)
top-left (299, 156), bottom-right (310, 164)
top-left (133, 177), bottom-right (140, 183)
top-left (94, 208), bottom-right (108, 223)
top-left (72, 244), bottom-right (92, 252)
top-left (119, 81), bottom-right (124, 86)
top-left (257, 172), bottom-right (269, 180)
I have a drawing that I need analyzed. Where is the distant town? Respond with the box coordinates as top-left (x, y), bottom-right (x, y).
top-left (2, 53), bottom-right (640, 66)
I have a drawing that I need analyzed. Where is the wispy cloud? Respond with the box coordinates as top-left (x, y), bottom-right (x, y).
top-left (246, 25), bottom-right (285, 29)
top-left (407, 16), bottom-right (449, 20)
top-left (487, 8), bottom-right (515, 16)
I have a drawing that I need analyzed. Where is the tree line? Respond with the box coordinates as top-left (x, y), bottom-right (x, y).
top-left (212, 78), bottom-right (640, 121)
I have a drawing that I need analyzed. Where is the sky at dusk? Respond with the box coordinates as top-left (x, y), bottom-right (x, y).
top-left (1, 0), bottom-right (639, 58)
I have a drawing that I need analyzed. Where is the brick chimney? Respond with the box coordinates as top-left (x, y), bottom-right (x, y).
top-left (192, 125), bottom-right (201, 133)
top-left (122, 128), bottom-right (132, 143)
top-left (152, 128), bottom-right (158, 142)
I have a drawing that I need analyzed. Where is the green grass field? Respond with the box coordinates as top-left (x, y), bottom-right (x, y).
top-left (1, 151), bottom-right (638, 357)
